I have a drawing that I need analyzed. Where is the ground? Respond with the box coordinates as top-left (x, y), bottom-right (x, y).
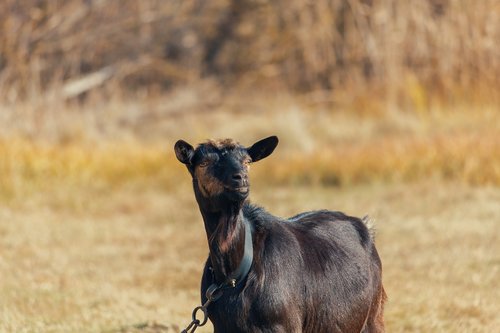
top-left (1, 180), bottom-right (498, 333)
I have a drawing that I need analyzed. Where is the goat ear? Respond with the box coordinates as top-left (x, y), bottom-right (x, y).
top-left (247, 136), bottom-right (279, 162)
top-left (174, 140), bottom-right (194, 165)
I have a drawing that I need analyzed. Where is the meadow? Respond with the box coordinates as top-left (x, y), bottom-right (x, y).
top-left (1, 1), bottom-right (499, 332)
top-left (0, 101), bottom-right (499, 333)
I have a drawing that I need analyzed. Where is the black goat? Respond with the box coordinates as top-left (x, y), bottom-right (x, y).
top-left (174, 136), bottom-right (386, 333)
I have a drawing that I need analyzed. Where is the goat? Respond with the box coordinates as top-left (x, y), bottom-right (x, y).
top-left (174, 136), bottom-right (386, 333)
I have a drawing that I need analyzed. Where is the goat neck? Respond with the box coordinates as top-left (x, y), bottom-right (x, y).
top-left (199, 202), bottom-right (248, 284)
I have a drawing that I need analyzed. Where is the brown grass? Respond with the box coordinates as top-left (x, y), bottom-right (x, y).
top-left (1, 103), bottom-right (498, 206)
top-left (1, 180), bottom-right (498, 332)
top-left (1, 0), bottom-right (499, 105)
top-left (0, 100), bottom-right (499, 332)
top-left (1, 1), bottom-right (498, 331)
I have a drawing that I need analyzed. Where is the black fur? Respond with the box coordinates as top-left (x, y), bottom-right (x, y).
top-left (175, 137), bottom-right (386, 333)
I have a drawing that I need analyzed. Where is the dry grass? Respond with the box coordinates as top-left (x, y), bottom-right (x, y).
top-left (0, 101), bottom-right (499, 332)
top-left (1, 0), bottom-right (499, 105)
top-left (1, 103), bottom-right (498, 205)
top-left (1, 1), bottom-right (498, 331)
top-left (1, 180), bottom-right (498, 333)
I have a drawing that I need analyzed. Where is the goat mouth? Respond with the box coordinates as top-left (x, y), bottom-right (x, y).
top-left (225, 186), bottom-right (249, 194)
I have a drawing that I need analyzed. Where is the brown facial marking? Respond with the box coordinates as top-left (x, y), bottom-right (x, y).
top-left (194, 165), bottom-right (225, 197)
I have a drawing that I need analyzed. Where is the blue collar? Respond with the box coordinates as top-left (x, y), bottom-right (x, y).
top-left (212, 218), bottom-right (253, 289)
top-left (226, 218), bottom-right (253, 287)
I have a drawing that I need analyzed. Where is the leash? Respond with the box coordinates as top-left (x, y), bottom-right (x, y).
top-left (180, 219), bottom-right (254, 333)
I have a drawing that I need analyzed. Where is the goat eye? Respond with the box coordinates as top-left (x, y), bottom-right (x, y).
top-left (199, 160), bottom-right (210, 167)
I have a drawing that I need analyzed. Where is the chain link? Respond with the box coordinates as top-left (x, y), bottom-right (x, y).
top-left (180, 283), bottom-right (224, 333)
top-left (180, 299), bottom-right (210, 333)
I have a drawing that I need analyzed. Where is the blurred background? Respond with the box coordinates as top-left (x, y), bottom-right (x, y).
top-left (0, 1), bottom-right (499, 332)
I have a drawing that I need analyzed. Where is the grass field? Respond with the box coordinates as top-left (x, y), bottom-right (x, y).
top-left (1, 1), bottom-right (499, 331)
top-left (0, 103), bottom-right (499, 332)
top-left (0, 180), bottom-right (499, 333)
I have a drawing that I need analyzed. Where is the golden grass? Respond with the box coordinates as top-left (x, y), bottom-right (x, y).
top-left (1, 118), bottom-right (498, 207)
top-left (0, 140), bottom-right (180, 203)
top-left (257, 131), bottom-right (500, 187)
top-left (1, 181), bottom-right (498, 332)
top-left (1, 0), bottom-right (499, 103)
top-left (0, 100), bottom-right (498, 332)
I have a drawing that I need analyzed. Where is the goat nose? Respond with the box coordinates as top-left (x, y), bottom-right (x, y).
top-left (232, 173), bottom-right (244, 181)
top-left (231, 173), bottom-right (248, 186)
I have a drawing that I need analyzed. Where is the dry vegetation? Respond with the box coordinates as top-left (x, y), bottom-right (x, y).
top-left (1, 0), bottom-right (499, 103)
top-left (0, 0), bottom-right (499, 332)
top-left (0, 105), bottom-right (498, 332)
top-left (1, 181), bottom-right (499, 333)
top-left (1, 103), bottom-right (499, 204)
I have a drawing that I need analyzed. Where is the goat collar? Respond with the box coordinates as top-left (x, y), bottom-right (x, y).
top-left (212, 218), bottom-right (254, 289)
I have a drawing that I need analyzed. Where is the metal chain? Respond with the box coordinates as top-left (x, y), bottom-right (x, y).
top-left (180, 299), bottom-right (210, 333)
top-left (180, 284), bottom-right (224, 333)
